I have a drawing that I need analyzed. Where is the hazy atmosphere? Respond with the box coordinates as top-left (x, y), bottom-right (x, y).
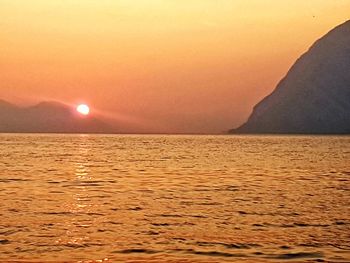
top-left (1, 2), bottom-right (349, 262)
top-left (1, 0), bottom-right (349, 133)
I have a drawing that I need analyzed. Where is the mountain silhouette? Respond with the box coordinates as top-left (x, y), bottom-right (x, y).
top-left (0, 100), bottom-right (115, 133)
top-left (231, 20), bottom-right (350, 134)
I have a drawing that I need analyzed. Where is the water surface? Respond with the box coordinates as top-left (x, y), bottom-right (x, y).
top-left (0, 134), bottom-right (349, 262)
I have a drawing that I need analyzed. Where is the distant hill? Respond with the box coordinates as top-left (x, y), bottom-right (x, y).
top-left (0, 100), bottom-right (115, 133)
top-left (231, 20), bottom-right (350, 134)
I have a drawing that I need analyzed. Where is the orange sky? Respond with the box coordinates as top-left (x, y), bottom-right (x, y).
top-left (0, 0), bottom-right (349, 133)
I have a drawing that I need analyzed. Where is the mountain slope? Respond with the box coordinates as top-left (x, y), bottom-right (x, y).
top-left (231, 20), bottom-right (350, 134)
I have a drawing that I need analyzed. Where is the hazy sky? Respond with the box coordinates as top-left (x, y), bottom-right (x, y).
top-left (1, 0), bottom-right (349, 133)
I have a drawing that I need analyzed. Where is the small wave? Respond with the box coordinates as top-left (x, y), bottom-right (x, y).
top-left (0, 178), bottom-right (32, 183)
top-left (86, 212), bottom-right (105, 216)
top-left (127, 206), bottom-right (142, 211)
top-left (225, 185), bottom-right (240, 192)
top-left (279, 245), bottom-right (292, 249)
top-left (250, 222), bottom-right (331, 228)
top-left (157, 214), bottom-right (182, 218)
top-left (172, 237), bottom-right (186, 241)
top-left (225, 243), bottom-right (261, 249)
top-left (61, 183), bottom-right (102, 187)
top-left (151, 213), bottom-right (207, 219)
top-left (40, 211), bottom-right (74, 215)
top-left (280, 223), bottom-right (331, 228)
top-left (47, 180), bottom-right (61, 184)
top-left (0, 239), bottom-right (10, 245)
top-left (182, 248), bottom-right (246, 258)
top-left (38, 211), bottom-right (104, 216)
top-left (151, 223), bottom-right (170, 227)
top-left (268, 251), bottom-right (324, 260)
top-left (7, 208), bottom-right (20, 213)
top-left (334, 220), bottom-right (349, 225)
top-left (64, 243), bottom-right (88, 248)
top-left (194, 241), bottom-right (261, 250)
top-left (114, 248), bottom-right (159, 254)
top-left (196, 201), bottom-right (223, 206)
top-left (48, 190), bottom-right (65, 194)
top-left (144, 230), bottom-right (159, 235)
top-left (238, 211), bottom-right (300, 217)
top-left (0, 230), bottom-right (18, 236)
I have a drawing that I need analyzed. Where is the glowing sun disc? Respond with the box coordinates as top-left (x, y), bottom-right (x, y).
top-left (77, 104), bottom-right (90, 115)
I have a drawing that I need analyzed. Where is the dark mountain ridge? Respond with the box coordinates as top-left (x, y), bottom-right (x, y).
top-left (231, 20), bottom-right (350, 134)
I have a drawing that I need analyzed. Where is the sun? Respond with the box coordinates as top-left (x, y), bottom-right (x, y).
top-left (76, 104), bottom-right (90, 115)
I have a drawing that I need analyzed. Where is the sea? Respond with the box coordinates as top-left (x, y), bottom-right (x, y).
top-left (0, 134), bottom-right (349, 263)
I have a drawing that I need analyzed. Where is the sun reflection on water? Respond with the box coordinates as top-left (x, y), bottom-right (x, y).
top-left (57, 135), bottom-right (96, 252)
